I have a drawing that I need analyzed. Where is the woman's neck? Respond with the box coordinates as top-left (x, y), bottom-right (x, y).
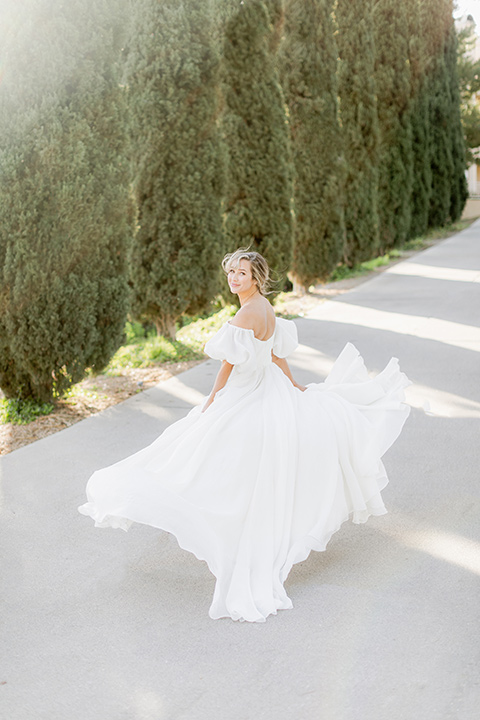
top-left (238, 287), bottom-right (260, 306)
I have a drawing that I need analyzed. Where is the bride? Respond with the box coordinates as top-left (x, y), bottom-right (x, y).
top-left (79, 249), bottom-right (410, 623)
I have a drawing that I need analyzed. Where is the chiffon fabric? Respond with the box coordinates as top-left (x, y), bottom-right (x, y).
top-left (79, 318), bottom-right (410, 623)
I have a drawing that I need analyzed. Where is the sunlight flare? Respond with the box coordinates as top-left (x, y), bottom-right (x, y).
top-left (387, 262), bottom-right (480, 283)
top-left (400, 528), bottom-right (480, 576)
top-left (309, 302), bottom-right (480, 353)
top-left (405, 383), bottom-right (480, 418)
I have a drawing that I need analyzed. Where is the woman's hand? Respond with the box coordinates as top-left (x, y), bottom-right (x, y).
top-left (202, 361), bottom-right (234, 413)
top-left (202, 395), bottom-right (215, 413)
top-left (272, 354), bottom-right (306, 391)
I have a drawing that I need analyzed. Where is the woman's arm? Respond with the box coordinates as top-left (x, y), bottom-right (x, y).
top-left (202, 360), bottom-right (234, 412)
top-left (272, 353), bottom-right (306, 391)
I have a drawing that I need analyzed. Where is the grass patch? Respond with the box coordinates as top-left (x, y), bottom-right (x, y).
top-left (62, 384), bottom-right (109, 405)
top-left (105, 336), bottom-right (198, 372)
top-left (329, 253), bottom-right (394, 282)
top-left (420, 217), bottom-right (473, 241)
top-left (104, 305), bottom-right (237, 373)
top-left (0, 398), bottom-right (54, 425)
top-left (177, 305), bottom-right (237, 345)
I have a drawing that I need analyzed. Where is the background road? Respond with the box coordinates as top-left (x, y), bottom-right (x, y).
top-left (1, 224), bottom-right (479, 720)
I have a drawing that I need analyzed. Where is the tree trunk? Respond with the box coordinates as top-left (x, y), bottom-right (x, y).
top-left (155, 316), bottom-right (177, 340)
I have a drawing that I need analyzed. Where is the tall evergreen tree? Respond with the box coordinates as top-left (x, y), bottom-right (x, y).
top-left (407, 0), bottom-right (432, 238)
top-left (127, 0), bottom-right (226, 339)
top-left (428, 60), bottom-right (454, 227)
top-left (221, 0), bottom-right (294, 286)
top-left (0, 0), bottom-right (132, 403)
top-left (336, 0), bottom-right (379, 266)
top-left (421, 0), bottom-right (454, 227)
top-left (374, 0), bottom-right (414, 248)
top-left (280, 0), bottom-right (345, 287)
top-left (409, 88), bottom-right (433, 238)
top-left (446, 21), bottom-right (468, 221)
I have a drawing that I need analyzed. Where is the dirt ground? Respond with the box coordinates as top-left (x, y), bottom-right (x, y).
top-left (0, 360), bottom-right (205, 456)
top-left (0, 237), bottom-right (451, 456)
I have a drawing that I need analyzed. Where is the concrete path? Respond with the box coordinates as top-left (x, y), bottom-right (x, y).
top-left (1, 224), bottom-right (479, 720)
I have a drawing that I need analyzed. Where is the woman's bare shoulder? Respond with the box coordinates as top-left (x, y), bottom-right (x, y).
top-left (229, 304), bottom-right (257, 330)
top-left (230, 298), bottom-right (275, 339)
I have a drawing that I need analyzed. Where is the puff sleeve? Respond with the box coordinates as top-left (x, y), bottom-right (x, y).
top-left (204, 322), bottom-right (257, 372)
top-left (272, 318), bottom-right (298, 358)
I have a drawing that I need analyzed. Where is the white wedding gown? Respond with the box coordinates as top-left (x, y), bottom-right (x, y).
top-left (79, 318), bottom-right (410, 622)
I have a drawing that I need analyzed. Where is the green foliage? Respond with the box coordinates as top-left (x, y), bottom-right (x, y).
top-left (425, 2), bottom-right (467, 226)
top-left (127, 0), bottom-right (226, 340)
top-left (446, 24), bottom-right (468, 220)
top-left (336, 0), bottom-right (380, 266)
top-left (428, 54), bottom-right (454, 226)
top-left (221, 0), bottom-right (294, 287)
top-left (123, 321), bottom-right (153, 345)
top-left (105, 306), bottom-right (236, 372)
top-left (0, 398), bottom-right (54, 425)
top-left (0, 0), bottom-right (469, 401)
top-left (410, 86), bottom-right (433, 237)
top-left (374, 0), bottom-right (414, 248)
top-left (107, 337), bottom-right (202, 371)
top-left (329, 254), bottom-right (393, 283)
top-left (0, 0), bottom-right (132, 403)
top-left (177, 305), bottom-right (237, 345)
top-left (280, 0), bottom-right (345, 286)
top-left (407, 0), bottom-right (432, 238)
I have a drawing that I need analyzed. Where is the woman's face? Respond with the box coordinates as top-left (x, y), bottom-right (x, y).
top-left (227, 259), bottom-right (256, 296)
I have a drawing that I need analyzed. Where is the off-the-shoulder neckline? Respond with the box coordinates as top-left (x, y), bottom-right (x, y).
top-left (227, 320), bottom-right (276, 343)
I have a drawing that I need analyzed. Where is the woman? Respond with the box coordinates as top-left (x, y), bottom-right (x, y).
top-left (79, 249), bottom-right (410, 623)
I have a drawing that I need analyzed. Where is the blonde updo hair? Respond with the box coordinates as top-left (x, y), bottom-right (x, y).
top-left (222, 248), bottom-right (270, 295)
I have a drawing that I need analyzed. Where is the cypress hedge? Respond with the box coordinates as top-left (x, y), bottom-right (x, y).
top-left (280, 0), bottom-right (345, 287)
top-left (422, 0), bottom-right (466, 227)
top-left (221, 0), bottom-right (294, 287)
top-left (446, 22), bottom-right (468, 221)
top-left (409, 87), bottom-right (433, 238)
top-left (407, 0), bottom-right (432, 239)
top-left (374, 0), bottom-right (414, 249)
top-left (336, 0), bottom-right (379, 266)
top-left (0, 0), bottom-right (132, 403)
top-left (127, 0), bottom-right (226, 339)
top-left (427, 22), bottom-right (455, 226)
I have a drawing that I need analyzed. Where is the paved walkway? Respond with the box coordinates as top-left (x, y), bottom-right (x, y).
top-left (1, 224), bottom-right (479, 720)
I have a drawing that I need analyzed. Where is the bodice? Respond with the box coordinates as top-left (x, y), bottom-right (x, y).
top-left (204, 317), bottom-right (298, 383)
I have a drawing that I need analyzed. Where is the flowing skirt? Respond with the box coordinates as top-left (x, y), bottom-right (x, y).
top-left (79, 343), bottom-right (410, 622)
